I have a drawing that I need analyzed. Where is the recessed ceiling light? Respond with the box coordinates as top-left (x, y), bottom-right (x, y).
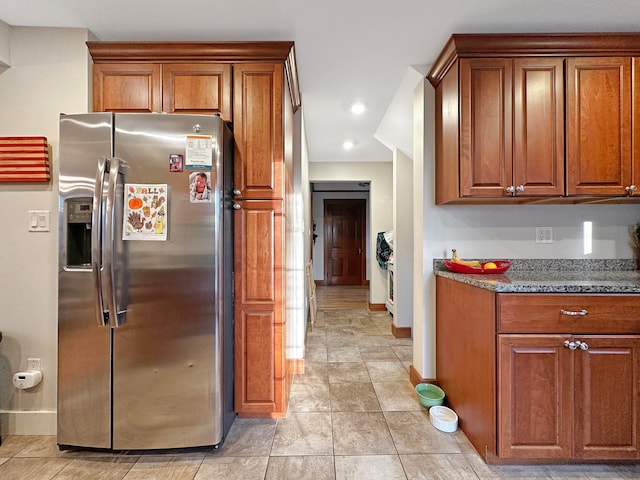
top-left (342, 139), bottom-right (356, 150)
top-left (348, 100), bottom-right (368, 115)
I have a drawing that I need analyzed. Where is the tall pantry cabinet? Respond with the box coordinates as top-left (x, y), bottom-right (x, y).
top-left (87, 42), bottom-right (301, 418)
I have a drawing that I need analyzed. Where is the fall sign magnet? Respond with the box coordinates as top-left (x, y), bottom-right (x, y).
top-left (123, 183), bottom-right (168, 241)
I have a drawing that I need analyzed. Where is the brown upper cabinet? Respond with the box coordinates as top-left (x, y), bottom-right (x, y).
top-left (162, 64), bottom-right (231, 117)
top-left (428, 33), bottom-right (640, 204)
top-left (566, 57), bottom-right (631, 196)
top-left (233, 63), bottom-right (284, 200)
top-left (93, 62), bottom-right (231, 118)
top-left (458, 57), bottom-right (564, 199)
top-left (93, 63), bottom-right (162, 113)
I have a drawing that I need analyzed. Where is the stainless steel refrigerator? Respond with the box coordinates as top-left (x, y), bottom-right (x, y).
top-left (57, 113), bottom-right (234, 450)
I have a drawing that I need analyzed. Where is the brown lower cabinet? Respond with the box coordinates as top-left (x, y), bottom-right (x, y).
top-left (233, 199), bottom-right (287, 416)
top-left (436, 275), bottom-right (640, 463)
top-left (498, 334), bottom-right (640, 460)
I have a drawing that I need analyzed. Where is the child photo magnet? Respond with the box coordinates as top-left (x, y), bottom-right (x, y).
top-left (189, 171), bottom-right (212, 203)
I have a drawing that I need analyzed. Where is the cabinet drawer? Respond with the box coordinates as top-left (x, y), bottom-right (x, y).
top-left (498, 294), bottom-right (640, 334)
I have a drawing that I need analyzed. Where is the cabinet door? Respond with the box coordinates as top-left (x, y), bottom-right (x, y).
top-left (93, 64), bottom-right (161, 113)
top-left (162, 64), bottom-right (232, 119)
top-left (233, 63), bottom-right (284, 200)
top-left (573, 335), bottom-right (640, 459)
top-left (459, 58), bottom-right (513, 197)
top-left (498, 334), bottom-right (573, 459)
top-left (631, 58), bottom-right (640, 195)
top-left (513, 58), bottom-right (565, 196)
top-left (233, 199), bottom-right (286, 416)
top-left (566, 57), bottom-right (632, 196)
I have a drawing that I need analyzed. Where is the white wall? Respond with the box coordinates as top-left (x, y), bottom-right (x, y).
top-left (413, 77), bottom-right (640, 380)
top-left (393, 149), bottom-right (413, 329)
top-left (0, 26), bottom-right (92, 435)
top-left (301, 112), bottom-right (312, 274)
top-left (309, 162), bottom-right (393, 305)
top-left (0, 20), bottom-right (10, 68)
top-left (285, 105), bottom-right (308, 360)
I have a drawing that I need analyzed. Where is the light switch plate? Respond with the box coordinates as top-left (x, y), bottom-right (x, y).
top-left (28, 210), bottom-right (50, 232)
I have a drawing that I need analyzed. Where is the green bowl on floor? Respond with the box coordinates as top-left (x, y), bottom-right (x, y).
top-left (415, 383), bottom-right (445, 408)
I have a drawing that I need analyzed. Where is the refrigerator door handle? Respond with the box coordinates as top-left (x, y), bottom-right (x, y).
top-left (92, 157), bottom-right (108, 326)
top-left (103, 156), bottom-right (125, 328)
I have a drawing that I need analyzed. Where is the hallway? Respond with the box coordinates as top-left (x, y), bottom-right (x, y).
top-left (0, 288), bottom-right (639, 478)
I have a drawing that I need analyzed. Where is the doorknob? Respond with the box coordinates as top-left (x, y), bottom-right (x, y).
top-left (358, 248), bottom-right (362, 254)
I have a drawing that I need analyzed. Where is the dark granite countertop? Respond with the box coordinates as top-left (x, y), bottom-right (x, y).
top-left (433, 259), bottom-right (640, 293)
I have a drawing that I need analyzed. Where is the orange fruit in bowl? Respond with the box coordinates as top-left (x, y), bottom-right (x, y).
top-left (483, 262), bottom-right (498, 269)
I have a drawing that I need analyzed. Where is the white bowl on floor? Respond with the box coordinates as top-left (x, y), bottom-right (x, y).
top-left (429, 405), bottom-right (458, 432)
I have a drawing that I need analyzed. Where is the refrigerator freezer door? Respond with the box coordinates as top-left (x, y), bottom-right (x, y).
top-left (58, 113), bottom-right (114, 448)
top-left (111, 114), bottom-right (224, 449)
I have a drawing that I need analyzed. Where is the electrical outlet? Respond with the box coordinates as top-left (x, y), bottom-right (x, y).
top-left (27, 358), bottom-right (41, 371)
top-left (535, 227), bottom-right (553, 244)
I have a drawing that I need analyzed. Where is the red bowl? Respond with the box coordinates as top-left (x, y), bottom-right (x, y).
top-left (443, 260), bottom-right (511, 274)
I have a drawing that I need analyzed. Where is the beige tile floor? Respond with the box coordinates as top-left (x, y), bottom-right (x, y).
top-left (1, 307), bottom-right (640, 479)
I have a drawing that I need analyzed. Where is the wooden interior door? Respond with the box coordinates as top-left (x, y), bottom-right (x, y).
top-left (323, 199), bottom-right (365, 286)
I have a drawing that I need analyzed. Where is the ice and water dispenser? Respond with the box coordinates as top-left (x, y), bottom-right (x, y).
top-left (65, 198), bottom-right (92, 268)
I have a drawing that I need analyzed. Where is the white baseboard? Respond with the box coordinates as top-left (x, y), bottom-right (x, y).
top-left (0, 410), bottom-right (57, 436)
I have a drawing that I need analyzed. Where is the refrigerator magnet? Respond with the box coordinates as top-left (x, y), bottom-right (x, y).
top-left (189, 172), bottom-right (212, 203)
top-left (169, 154), bottom-right (183, 172)
top-left (123, 183), bottom-right (168, 241)
top-left (185, 135), bottom-right (213, 170)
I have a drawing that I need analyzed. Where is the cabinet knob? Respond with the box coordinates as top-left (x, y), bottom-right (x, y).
top-left (233, 189), bottom-right (242, 196)
top-left (233, 204), bottom-right (241, 210)
top-left (564, 339), bottom-right (589, 351)
top-left (516, 185), bottom-right (525, 193)
top-left (625, 185), bottom-right (637, 193)
top-left (576, 340), bottom-right (589, 350)
top-left (505, 185), bottom-right (515, 194)
top-left (560, 309), bottom-right (588, 316)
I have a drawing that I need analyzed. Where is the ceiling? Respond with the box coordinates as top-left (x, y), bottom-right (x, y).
top-left (3, 1), bottom-right (640, 164)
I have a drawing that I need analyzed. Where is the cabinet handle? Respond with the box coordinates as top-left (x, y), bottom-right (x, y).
top-left (233, 204), bottom-right (241, 210)
top-left (516, 185), bottom-right (525, 193)
top-left (505, 185), bottom-right (515, 194)
top-left (233, 189), bottom-right (241, 196)
top-left (625, 185), bottom-right (637, 194)
top-left (560, 309), bottom-right (588, 316)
